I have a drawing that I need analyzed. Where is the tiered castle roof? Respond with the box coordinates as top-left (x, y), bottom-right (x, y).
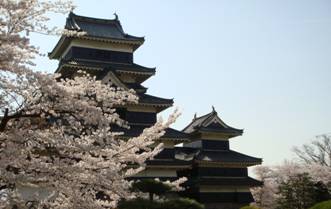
top-left (179, 108), bottom-right (262, 166)
top-left (49, 12), bottom-right (144, 59)
top-left (183, 107), bottom-right (243, 137)
top-left (50, 12), bottom-right (263, 208)
top-left (50, 12), bottom-right (174, 112)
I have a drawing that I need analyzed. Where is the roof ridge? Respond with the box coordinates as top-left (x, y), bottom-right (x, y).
top-left (200, 111), bottom-right (218, 127)
top-left (182, 111), bottom-right (215, 132)
top-left (68, 12), bottom-right (125, 35)
top-left (69, 11), bottom-right (120, 25)
top-left (194, 111), bottom-right (213, 121)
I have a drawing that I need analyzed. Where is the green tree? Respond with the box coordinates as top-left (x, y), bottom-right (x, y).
top-left (240, 206), bottom-right (261, 209)
top-left (118, 198), bottom-right (204, 209)
top-left (131, 179), bottom-right (172, 201)
top-left (276, 173), bottom-right (330, 209)
top-left (161, 198), bottom-right (204, 209)
top-left (119, 179), bottom-right (204, 209)
top-left (309, 200), bottom-right (331, 209)
top-left (117, 198), bottom-right (159, 209)
top-left (313, 181), bottom-right (331, 203)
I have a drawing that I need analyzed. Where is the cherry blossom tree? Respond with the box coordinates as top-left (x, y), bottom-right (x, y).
top-left (250, 166), bottom-right (278, 209)
top-left (0, 1), bottom-right (182, 208)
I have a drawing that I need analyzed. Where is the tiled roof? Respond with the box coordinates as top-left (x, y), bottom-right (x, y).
top-left (174, 148), bottom-right (262, 165)
top-left (65, 12), bottom-right (144, 42)
top-left (195, 150), bottom-right (262, 164)
top-left (49, 12), bottom-right (145, 59)
top-left (182, 108), bottom-right (243, 137)
top-left (138, 94), bottom-right (173, 106)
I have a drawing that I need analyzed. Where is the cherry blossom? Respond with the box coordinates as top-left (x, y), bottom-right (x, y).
top-left (0, 1), bottom-right (181, 208)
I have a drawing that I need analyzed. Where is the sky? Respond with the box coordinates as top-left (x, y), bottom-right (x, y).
top-left (30, 0), bottom-right (331, 166)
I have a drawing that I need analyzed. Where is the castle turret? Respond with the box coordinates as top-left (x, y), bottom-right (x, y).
top-left (177, 108), bottom-right (262, 209)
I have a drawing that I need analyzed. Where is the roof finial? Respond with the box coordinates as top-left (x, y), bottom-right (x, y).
top-left (113, 12), bottom-right (119, 20)
top-left (193, 112), bottom-right (197, 120)
top-left (212, 105), bottom-right (216, 113)
top-left (70, 5), bottom-right (75, 12)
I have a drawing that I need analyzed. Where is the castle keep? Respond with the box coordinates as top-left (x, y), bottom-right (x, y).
top-left (49, 12), bottom-right (262, 209)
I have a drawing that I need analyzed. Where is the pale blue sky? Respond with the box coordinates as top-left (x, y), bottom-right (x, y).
top-left (31, 0), bottom-right (331, 165)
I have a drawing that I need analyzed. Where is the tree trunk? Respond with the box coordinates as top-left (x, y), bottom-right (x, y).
top-left (0, 108), bottom-right (9, 132)
top-left (149, 193), bottom-right (154, 202)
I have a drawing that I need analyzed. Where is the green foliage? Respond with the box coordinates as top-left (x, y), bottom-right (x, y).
top-left (314, 182), bottom-right (331, 203)
top-left (132, 179), bottom-right (172, 194)
top-left (117, 198), bottom-right (158, 209)
top-left (124, 180), bottom-right (204, 209)
top-left (309, 200), bottom-right (331, 209)
top-left (240, 206), bottom-right (261, 209)
top-left (161, 198), bottom-right (204, 209)
top-left (131, 179), bottom-right (172, 201)
top-left (118, 198), bottom-right (204, 209)
top-left (276, 173), bottom-right (316, 209)
top-left (276, 173), bottom-right (331, 209)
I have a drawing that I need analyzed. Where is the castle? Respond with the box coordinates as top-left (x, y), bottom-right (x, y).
top-left (49, 12), bottom-right (262, 209)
